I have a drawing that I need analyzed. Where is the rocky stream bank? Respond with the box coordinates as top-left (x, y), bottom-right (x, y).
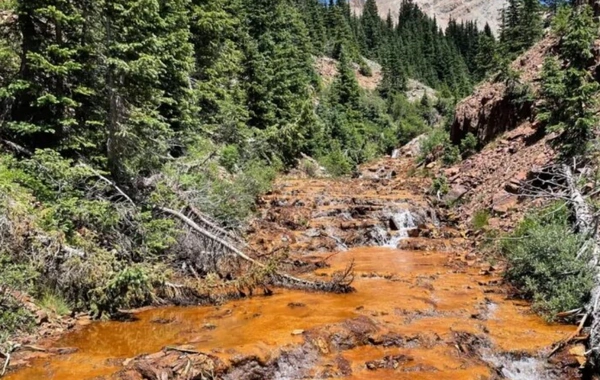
top-left (4, 155), bottom-right (581, 380)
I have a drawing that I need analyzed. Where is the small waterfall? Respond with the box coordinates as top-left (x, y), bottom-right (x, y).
top-left (379, 210), bottom-right (416, 248)
top-left (482, 353), bottom-right (558, 380)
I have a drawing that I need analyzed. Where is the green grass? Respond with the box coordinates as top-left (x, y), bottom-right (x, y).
top-left (38, 292), bottom-right (71, 316)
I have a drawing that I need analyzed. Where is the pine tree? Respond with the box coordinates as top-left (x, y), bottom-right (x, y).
top-left (474, 23), bottom-right (499, 80)
top-left (242, 0), bottom-right (316, 164)
top-left (499, 0), bottom-right (543, 59)
top-left (103, 0), bottom-right (196, 179)
top-left (190, 0), bottom-right (249, 145)
top-left (2, 0), bottom-right (97, 153)
top-left (539, 5), bottom-right (599, 156)
top-left (520, 0), bottom-right (544, 49)
top-left (296, 0), bottom-right (327, 55)
top-left (328, 2), bottom-right (361, 59)
top-left (361, 0), bottom-right (382, 58)
top-left (331, 46), bottom-right (361, 109)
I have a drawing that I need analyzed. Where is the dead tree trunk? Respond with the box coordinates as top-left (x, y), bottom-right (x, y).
top-left (564, 165), bottom-right (600, 363)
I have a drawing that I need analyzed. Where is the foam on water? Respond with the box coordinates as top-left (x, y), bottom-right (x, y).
top-left (381, 210), bottom-right (416, 248)
top-left (482, 353), bottom-right (558, 380)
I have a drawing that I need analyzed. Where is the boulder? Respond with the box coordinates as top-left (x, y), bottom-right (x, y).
top-left (443, 185), bottom-right (468, 204)
top-left (492, 192), bottom-right (519, 215)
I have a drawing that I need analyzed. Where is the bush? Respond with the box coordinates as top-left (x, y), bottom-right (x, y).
top-left (442, 144), bottom-right (461, 165)
top-left (359, 60), bottom-right (373, 77)
top-left (430, 175), bottom-right (449, 196)
top-left (39, 292), bottom-right (71, 316)
top-left (460, 133), bottom-right (478, 158)
top-left (419, 128), bottom-right (447, 161)
top-left (0, 255), bottom-right (36, 342)
top-left (319, 147), bottom-right (353, 177)
top-left (502, 204), bottom-right (594, 321)
top-left (219, 145), bottom-right (240, 173)
top-left (472, 209), bottom-right (490, 231)
top-left (419, 128), bottom-right (460, 166)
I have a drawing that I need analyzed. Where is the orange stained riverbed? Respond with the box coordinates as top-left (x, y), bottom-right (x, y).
top-left (6, 246), bottom-right (575, 380)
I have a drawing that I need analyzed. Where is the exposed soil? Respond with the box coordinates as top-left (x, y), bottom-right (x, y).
top-left (4, 154), bottom-right (582, 380)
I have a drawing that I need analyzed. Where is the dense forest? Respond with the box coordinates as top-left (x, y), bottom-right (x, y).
top-left (0, 0), bottom-right (571, 341)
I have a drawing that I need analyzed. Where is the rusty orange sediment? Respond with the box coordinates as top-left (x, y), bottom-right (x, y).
top-left (6, 158), bottom-right (575, 379)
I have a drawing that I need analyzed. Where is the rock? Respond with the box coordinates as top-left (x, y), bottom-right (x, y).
top-left (492, 192), bottom-right (519, 215)
top-left (291, 329), bottom-right (305, 336)
top-left (51, 347), bottom-right (78, 355)
top-left (443, 185), bottom-right (468, 204)
top-left (407, 228), bottom-right (420, 238)
top-left (397, 134), bottom-right (427, 158)
top-left (569, 344), bottom-right (587, 367)
top-left (465, 252), bottom-right (477, 261)
top-left (444, 167), bottom-right (460, 177)
top-left (35, 310), bottom-right (49, 325)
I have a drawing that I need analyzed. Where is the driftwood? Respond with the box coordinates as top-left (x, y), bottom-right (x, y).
top-left (0, 343), bottom-right (19, 377)
top-left (1, 352), bottom-right (9, 377)
top-left (159, 207), bottom-right (354, 293)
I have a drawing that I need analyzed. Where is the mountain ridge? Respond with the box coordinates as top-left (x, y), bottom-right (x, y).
top-left (349, 0), bottom-right (506, 34)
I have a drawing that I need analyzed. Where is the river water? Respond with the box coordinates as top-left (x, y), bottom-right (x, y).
top-left (6, 160), bottom-right (576, 379)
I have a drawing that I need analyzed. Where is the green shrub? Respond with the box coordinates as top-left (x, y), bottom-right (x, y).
top-left (319, 149), bottom-right (353, 177)
top-left (359, 60), bottom-right (373, 77)
top-left (472, 209), bottom-right (490, 231)
top-left (419, 128), bottom-right (447, 161)
top-left (0, 255), bottom-right (36, 341)
top-left (502, 204), bottom-right (594, 321)
top-left (551, 6), bottom-right (571, 35)
top-left (419, 128), bottom-right (460, 166)
top-left (298, 158), bottom-right (320, 177)
top-left (430, 175), bottom-right (449, 196)
top-left (220, 145), bottom-right (240, 173)
top-left (442, 144), bottom-right (461, 165)
top-left (460, 133), bottom-right (478, 157)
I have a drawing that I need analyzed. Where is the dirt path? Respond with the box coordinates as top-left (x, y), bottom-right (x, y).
top-left (5, 157), bottom-right (578, 380)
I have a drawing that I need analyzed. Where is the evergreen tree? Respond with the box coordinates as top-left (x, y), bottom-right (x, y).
top-left (331, 46), bottom-right (361, 109)
top-left (190, 0), bottom-right (249, 145)
top-left (103, 0), bottom-right (196, 179)
top-left (2, 0), bottom-right (96, 153)
top-left (361, 0), bottom-right (382, 58)
top-left (539, 5), bottom-right (599, 156)
top-left (474, 23), bottom-right (499, 80)
top-left (499, 0), bottom-right (543, 59)
top-left (242, 0), bottom-right (316, 164)
top-left (520, 0), bottom-right (544, 49)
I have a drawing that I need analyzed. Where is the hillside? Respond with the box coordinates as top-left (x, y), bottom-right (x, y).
top-left (349, 0), bottom-right (506, 33)
top-left (4, 1), bottom-right (600, 379)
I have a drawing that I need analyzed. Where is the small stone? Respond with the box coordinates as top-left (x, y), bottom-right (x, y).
top-left (287, 302), bottom-right (306, 309)
top-left (291, 329), bottom-right (304, 336)
top-left (35, 310), bottom-right (49, 325)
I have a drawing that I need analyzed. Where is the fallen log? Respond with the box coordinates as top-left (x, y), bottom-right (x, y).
top-left (158, 207), bottom-right (353, 293)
